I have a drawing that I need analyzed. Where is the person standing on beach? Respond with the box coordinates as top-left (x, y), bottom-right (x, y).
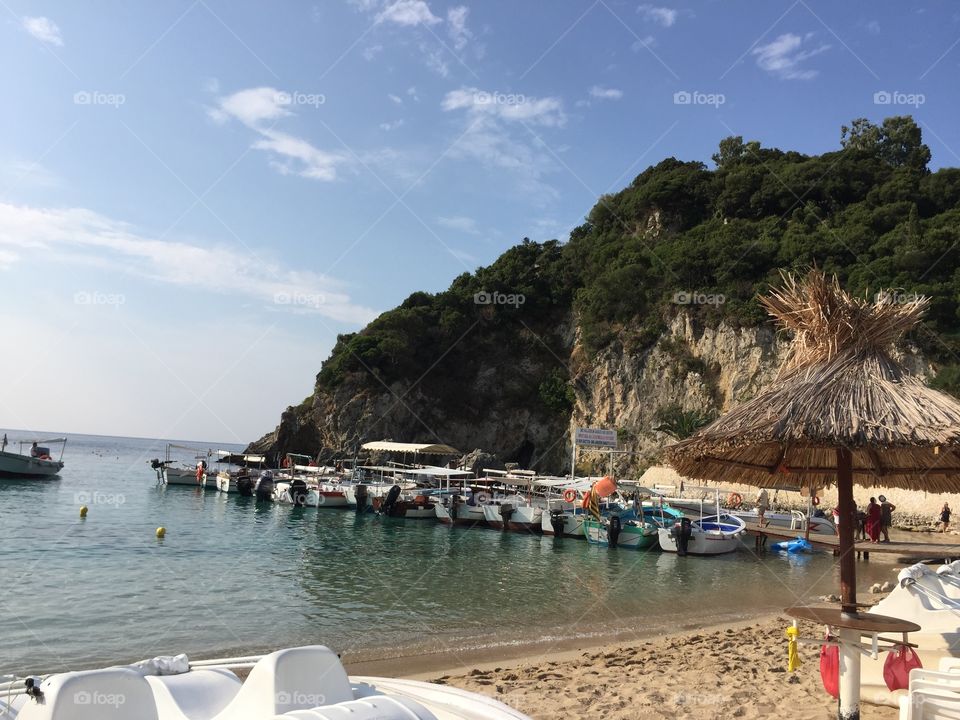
top-left (856, 505), bottom-right (867, 541)
top-left (879, 495), bottom-right (896, 542)
top-left (940, 503), bottom-right (952, 533)
top-left (865, 497), bottom-right (882, 543)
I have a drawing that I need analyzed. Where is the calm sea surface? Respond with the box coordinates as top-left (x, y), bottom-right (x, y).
top-left (0, 430), bottom-right (896, 675)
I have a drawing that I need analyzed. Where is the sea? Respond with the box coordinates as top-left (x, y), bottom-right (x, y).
top-left (0, 430), bottom-right (897, 675)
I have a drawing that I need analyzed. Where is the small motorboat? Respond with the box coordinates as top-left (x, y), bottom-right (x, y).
top-left (1, 645), bottom-right (530, 719)
top-left (0, 437), bottom-right (65, 479)
top-left (658, 513), bottom-right (746, 556)
top-left (583, 509), bottom-right (662, 549)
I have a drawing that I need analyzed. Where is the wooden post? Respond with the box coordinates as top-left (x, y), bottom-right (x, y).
top-left (836, 445), bottom-right (860, 720)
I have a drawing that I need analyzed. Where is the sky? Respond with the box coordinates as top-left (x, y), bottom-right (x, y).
top-left (1, 1), bottom-right (959, 444)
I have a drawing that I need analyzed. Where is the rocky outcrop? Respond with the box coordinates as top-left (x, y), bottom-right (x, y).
top-left (249, 310), bottom-right (935, 478)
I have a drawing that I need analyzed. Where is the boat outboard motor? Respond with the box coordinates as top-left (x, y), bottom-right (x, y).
top-left (499, 502), bottom-right (514, 530)
top-left (450, 494), bottom-right (460, 521)
top-left (237, 473), bottom-right (254, 497)
top-left (354, 483), bottom-right (368, 513)
top-left (255, 470), bottom-right (275, 501)
top-left (380, 484), bottom-right (402, 516)
top-left (550, 509), bottom-right (566, 536)
top-left (290, 478), bottom-right (308, 506)
top-left (607, 514), bottom-right (622, 547)
top-left (677, 517), bottom-right (693, 556)
top-left (150, 458), bottom-right (166, 482)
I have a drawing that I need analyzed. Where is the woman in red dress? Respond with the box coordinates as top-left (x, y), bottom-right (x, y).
top-left (866, 497), bottom-right (882, 543)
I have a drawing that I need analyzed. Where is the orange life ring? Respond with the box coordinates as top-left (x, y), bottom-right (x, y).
top-left (727, 492), bottom-right (743, 508)
top-left (812, 496), bottom-right (820, 506)
top-left (562, 489), bottom-right (577, 503)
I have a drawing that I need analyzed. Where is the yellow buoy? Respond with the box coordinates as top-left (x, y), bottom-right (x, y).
top-left (786, 624), bottom-right (801, 671)
top-left (156, 527), bottom-right (166, 539)
top-left (79, 505), bottom-right (88, 518)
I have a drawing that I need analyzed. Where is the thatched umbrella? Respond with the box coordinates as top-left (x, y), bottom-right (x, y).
top-left (665, 270), bottom-right (960, 720)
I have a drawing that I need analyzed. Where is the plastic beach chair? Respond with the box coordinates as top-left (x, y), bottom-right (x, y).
top-left (899, 669), bottom-right (960, 720)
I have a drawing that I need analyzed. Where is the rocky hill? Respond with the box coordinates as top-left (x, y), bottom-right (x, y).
top-left (248, 116), bottom-right (960, 474)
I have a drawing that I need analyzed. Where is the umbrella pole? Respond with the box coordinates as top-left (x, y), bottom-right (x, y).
top-left (836, 446), bottom-right (860, 720)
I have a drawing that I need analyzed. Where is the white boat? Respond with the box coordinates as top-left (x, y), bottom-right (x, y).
top-left (151, 444), bottom-right (218, 488)
top-left (1, 645), bottom-right (529, 720)
top-left (481, 495), bottom-right (542, 531)
top-left (215, 453), bottom-right (266, 495)
top-left (657, 513), bottom-right (746, 555)
top-left (0, 437), bottom-right (65, 479)
top-left (860, 561), bottom-right (960, 708)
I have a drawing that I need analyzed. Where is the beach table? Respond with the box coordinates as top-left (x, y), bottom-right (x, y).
top-left (786, 606), bottom-right (920, 720)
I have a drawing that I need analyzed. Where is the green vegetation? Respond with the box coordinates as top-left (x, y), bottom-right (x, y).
top-left (654, 404), bottom-right (717, 440)
top-left (315, 115), bottom-right (960, 403)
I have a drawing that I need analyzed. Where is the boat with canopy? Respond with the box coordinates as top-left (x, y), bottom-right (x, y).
top-left (0, 436), bottom-right (66, 479)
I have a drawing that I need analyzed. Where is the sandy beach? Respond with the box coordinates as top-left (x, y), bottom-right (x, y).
top-left (398, 615), bottom-right (899, 719)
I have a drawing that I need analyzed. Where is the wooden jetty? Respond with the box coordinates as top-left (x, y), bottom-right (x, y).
top-left (743, 522), bottom-right (960, 560)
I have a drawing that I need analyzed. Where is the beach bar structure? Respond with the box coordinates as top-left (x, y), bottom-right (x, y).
top-left (666, 270), bottom-right (960, 720)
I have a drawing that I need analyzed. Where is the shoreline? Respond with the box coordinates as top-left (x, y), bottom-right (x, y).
top-left (343, 610), bottom-right (783, 679)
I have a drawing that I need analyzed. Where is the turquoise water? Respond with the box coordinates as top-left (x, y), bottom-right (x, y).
top-left (0, 430), bottom-right (895, 675)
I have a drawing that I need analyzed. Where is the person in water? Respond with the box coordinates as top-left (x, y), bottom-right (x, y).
top-left (940, 503), bottom-right (952, 533)
top-left (879, 495), bottom-right (896, 542)
top-left (865, 497), bottom-right (882, 543)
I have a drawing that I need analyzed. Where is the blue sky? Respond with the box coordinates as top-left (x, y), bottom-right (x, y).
top-left (1, 1), bottom-right (959, 443)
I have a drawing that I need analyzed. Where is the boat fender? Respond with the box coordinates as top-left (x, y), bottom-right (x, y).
top-left (562, 489), bottom-right (577, 503)
top-left (608, 515), bottom-right (622, 548)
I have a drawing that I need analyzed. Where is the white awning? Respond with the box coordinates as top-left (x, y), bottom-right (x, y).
top-left (401, 466), bottom-right (474, 477)
top-left (361, 441), bottom-right (461, 455)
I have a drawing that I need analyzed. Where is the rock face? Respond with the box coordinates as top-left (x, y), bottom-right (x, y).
top-left (571, 313), bottom-right (786, 474)
top-left (249, 310), bottom-right (934, 478)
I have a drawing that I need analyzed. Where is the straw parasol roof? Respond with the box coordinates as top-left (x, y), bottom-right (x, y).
top-left (665, 270), bottom-right (960, 492)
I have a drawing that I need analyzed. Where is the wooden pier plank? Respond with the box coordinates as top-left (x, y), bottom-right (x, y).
top-left (742, 522), bottom-right (960, 558)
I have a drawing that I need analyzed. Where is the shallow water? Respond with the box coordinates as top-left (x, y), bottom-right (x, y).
top-left (0, 430), bottom-right (897, 675)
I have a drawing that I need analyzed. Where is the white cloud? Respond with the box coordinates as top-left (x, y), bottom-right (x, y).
top-left (441, 87), bottom-right (566, 127)
top-left (0, 248), bottom-right (18, 269)
top-left (865, 20), bottom-right (880, 35)
top-left (22, 16), bottom-right (63, 46)
top-left (437, 215), bottom-right (480, 234)
top-left (2, 160), bottom-right (60, 189)
top-left (388, 93), bottom-right (403, 105)
top-left (440, 88), bottom-right (563, 201)
top-left (0, 202), bottom-right (377, 324)
top-left (422, 43), bottom-right (450, 77)
top-left (752, 32), bottom-right (830, 80)
top-left (637, 4), bottom-right (677, 27)
top-left (379, 119), bottom-right (404, 131)
top-left (589, 86), bottom-right (623, 100)
top-left (631, 35), bottom-right (657, 52)
top-left (447, 6), bottom-right (472, 51)
top-left (376, 0), bottom-right (441, 26)
top-left (362, 44), bottom-right (384, 61)
top-left (210, 87), bottom-right (348, 181)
